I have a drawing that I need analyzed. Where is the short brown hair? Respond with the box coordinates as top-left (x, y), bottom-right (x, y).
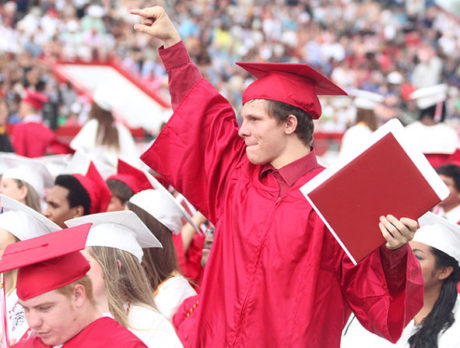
top-left (55, 275), bottom-right (95, 305)
top-left (264, 100), bottom-right (314, 146)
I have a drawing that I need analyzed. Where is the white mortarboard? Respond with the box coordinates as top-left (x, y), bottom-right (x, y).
top-left (387, 71), bottom-right (404, 85)
top-left (61, 150), bottom-right (116, 180)
top-left (37, 154), bottom-right (73, 178)
top-left (349, 89), bottom-right (384, 110)
top-left (87, 4), bottom-right (105, 18)
top-left (410, 84), bottom-right (448, 110)
top-left (0, 153), bottom-right (54, 197)
top-left (92, 82), bottom-right (118, 112)
top-left (416, 212), bottom-right (460, 265)
top-left (64, 210), bottom-right (162, 262)
top-left (0, 194), bottom-right (61, 240)
top-left (129, 188), bottom-right (201, 235)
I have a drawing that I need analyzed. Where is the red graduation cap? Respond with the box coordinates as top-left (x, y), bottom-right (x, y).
top-left (107, 159), bottom-right (153, 194)
top-left (237, 62), bottom-right (347, 119)
top-left (0, 223), bottom-right (92, 300)
top-left (21, 90), bottom-right (49, 111)
top-left (72, 161), bottom-right (111, 214)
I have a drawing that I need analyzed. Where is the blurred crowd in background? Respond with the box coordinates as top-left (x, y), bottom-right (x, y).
top-left (1, 0), bottom-right (460, 136)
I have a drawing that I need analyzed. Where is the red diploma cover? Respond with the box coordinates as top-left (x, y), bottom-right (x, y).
top-left (301, 119), bottom-right (449, 264)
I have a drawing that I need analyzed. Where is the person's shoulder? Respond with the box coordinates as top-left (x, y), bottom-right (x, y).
top-left (160, 275), bottom-right (196, 296)
top-left (71, 317), bottom-right (147, 347)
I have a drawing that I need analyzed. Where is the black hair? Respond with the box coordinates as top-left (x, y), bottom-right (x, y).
top-left (106, 179), bottom-right (134, 205)
top-left (436, 164), bottom-right (460, 191)
top-left (408, 247), bottom-right (460, 348)
top-left (264, 100), bottom-right (315, 146)
top-left (418, 102), bottom-right (446, 123)
top-left (54, 174), bottom-right (91, 215)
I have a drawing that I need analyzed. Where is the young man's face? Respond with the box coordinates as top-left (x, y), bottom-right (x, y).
top-left (19, 289), bottom-right (80, 346)
top-left (238, 99), bottom-right (289, 168)
top-left (44, 185), bottom-right (81, 228)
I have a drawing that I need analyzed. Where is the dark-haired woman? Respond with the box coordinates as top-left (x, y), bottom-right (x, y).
top-left (341, 212), bottom-right (460, 348)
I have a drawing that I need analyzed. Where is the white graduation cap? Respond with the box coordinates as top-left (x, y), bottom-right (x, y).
top-left (64, 210), bottom-right (162, 263)
top-left (129, 188), bottom-right (201, 235)
top-left (0, 153), bottom-right (54, 197)
top-left (87, 4), bottom-right (105, 18)
top-left (92, 81), bottom-right (120, 113)
top-left (416, 212), bottom-right (460, 265)
top-left (0, 194), bottom-right (61, 240)
top-left (36, 154), bottom-right (73, 178)
top-left (387, 71), bottom-right (404, 85)
top-left (410, 84), bottom-right (448, 110)
top-left (349, 89), bottom-right (384, 110)
top-left (61, 150), bottom-right (116, 179)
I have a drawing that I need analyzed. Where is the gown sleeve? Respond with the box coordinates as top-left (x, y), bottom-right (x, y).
top-left (340, 243), bottom-right (424, 343)
top-left (141, 42), bottom-right (245, 223)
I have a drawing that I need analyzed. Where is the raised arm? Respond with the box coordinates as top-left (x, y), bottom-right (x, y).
top-left (131, 6), bottom-right (202, 110)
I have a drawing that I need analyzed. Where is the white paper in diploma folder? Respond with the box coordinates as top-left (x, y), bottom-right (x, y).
top-left (300, 119), bottom-right (449, 265)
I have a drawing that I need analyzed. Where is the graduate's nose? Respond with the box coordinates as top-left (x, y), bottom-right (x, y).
top-left (26, 311), bottom-right (42, 330)
top-left (238, 120), bottom-right (249, 138)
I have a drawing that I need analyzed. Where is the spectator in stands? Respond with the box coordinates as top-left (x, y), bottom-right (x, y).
top-left (12, 90), bottom-right (55, 158)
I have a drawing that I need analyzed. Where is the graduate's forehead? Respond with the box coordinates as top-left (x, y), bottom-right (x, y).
top-left (19, 289), bottom-right (68, 308)
top-left (241, 99), bottom-right (271, 118)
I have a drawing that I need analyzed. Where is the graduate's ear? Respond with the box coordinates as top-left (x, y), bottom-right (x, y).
top-left (438, 265), bottom-right (454, 281)
top-left (72, 283), bottom-right (87, 307)
top-left (71, 205), bottom-right (85, 218)
top-left (284, 114), bottom-right (298, 135)
top-left (17, 183), bottom-right (28, 202)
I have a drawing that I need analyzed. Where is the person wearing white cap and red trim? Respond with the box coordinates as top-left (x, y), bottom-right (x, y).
top-left (341, 212), bottom-right (460, 348)
top-left (0, 153), bottom-right (54, 212)
top-left (127, 189), bottom-right (198, 322)
top-left (0, 195), bottom-right (60, 346)
top-left (1, 224), bottom-right (147, 348)
top-left (405, 84), bottom-right (460, 169)
top-left (70, 84), bottom-right (139, 168)
top-left (131, 7), bottom-right (423, 348)
top-left (12, 90), bottom-right (56, 158)
top-left (65, 211), bottom-right (183, 348)
top-left (339, 89), bottom-right (383, 160)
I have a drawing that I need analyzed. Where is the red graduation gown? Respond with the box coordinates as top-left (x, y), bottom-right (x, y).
top-left (141, 42), bottom-right (424, 348)
top-left (12, 317), bottom-right (147, 347)
top-left (12, 121), bottom-right (56, 158)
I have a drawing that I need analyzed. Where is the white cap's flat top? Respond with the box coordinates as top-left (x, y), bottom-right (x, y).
top-left (0, 153), bottom-right (54, 197)
top-left (0, 194), bottom-right (61, 240)
top-left (65, 210), bottom-right (162, 262)
top-left (416, 212), bottom-right (460, 264)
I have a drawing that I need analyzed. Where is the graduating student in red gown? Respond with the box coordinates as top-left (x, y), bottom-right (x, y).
top-left (0, 224), bottom-right (146, 348)
top-left (12, 90), bottom-right (56, 158)
top-left (133, 7), bottom-right (424, 348)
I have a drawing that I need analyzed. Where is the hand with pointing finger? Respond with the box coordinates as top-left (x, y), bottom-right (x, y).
top-left (130, 6), bottom-right (181, 48)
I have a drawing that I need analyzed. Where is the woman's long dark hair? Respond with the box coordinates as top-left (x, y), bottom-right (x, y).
top-left (408, 247), bottom-right (460, 348)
